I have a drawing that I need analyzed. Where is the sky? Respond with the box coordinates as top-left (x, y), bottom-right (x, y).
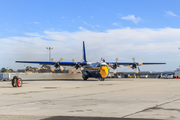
top-left (0, 0), bottom-right (180, 72)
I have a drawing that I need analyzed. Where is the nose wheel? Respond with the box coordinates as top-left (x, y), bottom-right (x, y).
top-left (99, 78), bottom-right (105, 81)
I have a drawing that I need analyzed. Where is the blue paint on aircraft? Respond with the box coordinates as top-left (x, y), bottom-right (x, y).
top-left (15, 41), bottom-right (166, 80)
top-left (83, 41), bottom-right (87, 62)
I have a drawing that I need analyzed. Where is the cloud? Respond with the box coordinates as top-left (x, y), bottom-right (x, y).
top-left (83, 21), bottom-right (94, 28)
top-left (96, 25), bottom-right (100, 27)
top-left (112, 23), bottom-right (118, 26)
top-left (112, 22), bottom-right (122, 27)
top-left (25, 32), bottom-right (40, 37)
top-left (33, 22), bottom-right (39, 24)
top-left (78, 26), bottom-right (83, 30)
top-left (121, 15), bottom-right (141, 24)
top-left (166, 11), bottom-right (177, 17)
top-left (90, 16), bottom-right (93, 18)
top-left (1, 27), bottom-right (180, 71)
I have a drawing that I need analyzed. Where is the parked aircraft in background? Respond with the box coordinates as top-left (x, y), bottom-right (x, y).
top-left (16, 41), bottom-right (166, 81)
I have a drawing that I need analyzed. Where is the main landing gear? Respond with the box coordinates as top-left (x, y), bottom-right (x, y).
top-left (82, 76), bottom-right (105, 81)
top-left (82, 75), bottom-right (88, 81)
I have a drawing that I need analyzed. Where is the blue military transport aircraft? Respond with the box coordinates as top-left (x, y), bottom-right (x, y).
top-left (16, 41), bottom-right (166, 81)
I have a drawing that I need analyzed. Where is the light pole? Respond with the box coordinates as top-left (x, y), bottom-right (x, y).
top-left (46, 47), bottom-right (53, 61)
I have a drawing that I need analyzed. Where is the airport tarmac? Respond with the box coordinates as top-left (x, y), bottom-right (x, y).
top-left (0, 78), bottom-right (180, 120)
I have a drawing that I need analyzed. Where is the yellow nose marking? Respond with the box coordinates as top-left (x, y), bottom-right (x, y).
top-left (100, 66), bottom-right (109, 78)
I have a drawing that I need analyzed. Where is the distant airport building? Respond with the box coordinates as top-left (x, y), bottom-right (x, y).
top-left (109, 71), bottom-right (174, 78)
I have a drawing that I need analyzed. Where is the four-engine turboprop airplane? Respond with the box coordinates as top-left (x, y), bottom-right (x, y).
top-left (16, 41), bottom-right (166, 81)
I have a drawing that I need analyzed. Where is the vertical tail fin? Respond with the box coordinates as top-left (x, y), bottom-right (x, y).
top-left (83, 41), bottom-right (87, 62)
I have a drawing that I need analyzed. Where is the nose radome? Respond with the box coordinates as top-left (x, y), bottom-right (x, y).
top-left (100, 66), bottom-right (109, 78)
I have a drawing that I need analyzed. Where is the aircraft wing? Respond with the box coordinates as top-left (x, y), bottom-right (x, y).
top-left (136, 63), bottom-right (166, 65)
top-left (16, 61), bottom-right (88, 66)
top-left (106, 62), bottom-right (166, 65)
top-left (106, 62), bottom-right (165, 71)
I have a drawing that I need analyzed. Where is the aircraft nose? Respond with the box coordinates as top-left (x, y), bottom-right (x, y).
top-left (100, 66), bottom-right (109, 78)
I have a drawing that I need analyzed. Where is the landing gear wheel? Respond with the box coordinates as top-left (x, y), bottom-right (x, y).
top-left (82, 75), bottom-right (88, 81)
top-left (99, 78), bottom-right (105, 81)
top-left (83, 77), bottom-right (88, 81)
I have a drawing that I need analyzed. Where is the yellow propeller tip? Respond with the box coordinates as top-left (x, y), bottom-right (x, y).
top-left (108, 63), bottom-right (110, 66)
top-left (61, 68), bottom-right (65, 71)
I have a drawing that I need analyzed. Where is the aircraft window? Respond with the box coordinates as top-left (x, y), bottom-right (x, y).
top-left (90, 62), bottom-right (105, 67)
top-left (90, 62), bottom-right (99, 67)
top-left (90, 63), bottom-right (95, 67)
top-left (101, 65), bottom-right (107, 66)
top-left (97, 63), bottom-right (101, 67)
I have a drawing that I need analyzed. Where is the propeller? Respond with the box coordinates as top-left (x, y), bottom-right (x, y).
top-left (131, 57), bottom-right (137, 69)
top-left (131, 57), bottom-right (142, 73)
top-left (53, 57), bottom-right (65, 71)
top-left (110, 57), bottom-right (119, 70)
top-left (108, 58), bottom-right (120, 74)
top-left (131, 57), bottom-right (143, 69)
top-left (138, 67), bottom-right (140, 72)
top-left (69, 59), bottom-right (84, 74)
top-left (135, 67), bottom-right (140, 73)
top-left (72, 58), bottom-right (84, 70)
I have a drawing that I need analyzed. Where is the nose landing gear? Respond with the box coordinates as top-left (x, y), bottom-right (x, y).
top-left (99, 78), bottom-right (105, 81)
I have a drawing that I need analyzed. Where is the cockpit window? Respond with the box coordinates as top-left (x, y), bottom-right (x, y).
top-left (101, 65), bottom-right (107, 66)
top-left (89, 62), bottom-right (99, 67)
top-left (97, 63), bottom-right (101, 67)
top-left (89, 62), bottom-right (108, 67)
top-left (101, 62), bottom-right (108, 66)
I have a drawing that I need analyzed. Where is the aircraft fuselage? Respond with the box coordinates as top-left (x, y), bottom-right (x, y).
top-left (81, 62), bottom-right (110, 81)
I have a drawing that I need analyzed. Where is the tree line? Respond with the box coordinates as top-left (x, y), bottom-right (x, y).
top-left (1, 68), bottom-right (8, 73)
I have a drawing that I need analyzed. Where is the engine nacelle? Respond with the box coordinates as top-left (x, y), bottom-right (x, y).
top-left (74, 63), bottom-right (81, 69)
top-left (131, 63), bottom-right (137, 69)
top-left (111, 64), bottom-right (118, 70)
top-left (54, 62), bottom-right (60, 68)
